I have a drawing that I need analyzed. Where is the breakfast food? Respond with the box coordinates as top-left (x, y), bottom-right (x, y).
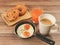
top-left (24, 24), bottom-right (30, 30)
top-left (15, 5), bottom-right (27, 16)
top-left (6, 8), bottom-right (19, 22)
top-left (5, 4), bottom-right (27, 22)
top-left (1, 4), bottom-right (31, 26)
top-left (23, 31), bottom-right (30, 37)
top-left (17, 24), bottom-right (34, 38)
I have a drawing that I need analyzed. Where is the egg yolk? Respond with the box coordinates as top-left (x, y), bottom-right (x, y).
top-left (24, 24), bottom-right (30, 30)
top-left (23, 31), bottom-right (30, 37)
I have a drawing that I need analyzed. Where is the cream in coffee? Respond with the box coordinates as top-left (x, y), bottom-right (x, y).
top-left (41, 18), bottom-right (52, 25)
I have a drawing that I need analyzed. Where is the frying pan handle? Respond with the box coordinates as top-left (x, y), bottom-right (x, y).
top-left (36, 34), bottom-right (55, 45)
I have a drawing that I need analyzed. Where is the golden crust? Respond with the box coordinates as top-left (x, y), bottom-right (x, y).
top-left (5, 4), bottom-right (27, 22)
top-left (6, 8), bottom-right (19, 22)
top-left (15, 5), bottom-right (27, 16)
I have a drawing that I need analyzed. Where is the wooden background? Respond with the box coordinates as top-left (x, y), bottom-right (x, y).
top-left (0, 0), bottom-right (60, 45)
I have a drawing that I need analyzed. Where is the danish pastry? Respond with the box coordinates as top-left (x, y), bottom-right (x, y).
top-left (15, 5), bottom-right (27, 16)
top-left (6, 8), bottom-right (19, 22)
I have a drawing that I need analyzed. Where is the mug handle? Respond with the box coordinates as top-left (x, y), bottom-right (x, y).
top-left (50, 24), bottom-right (59, 33)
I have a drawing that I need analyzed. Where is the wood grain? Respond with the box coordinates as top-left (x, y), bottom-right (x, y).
top-left (0, 0), bottom-right (60, 45)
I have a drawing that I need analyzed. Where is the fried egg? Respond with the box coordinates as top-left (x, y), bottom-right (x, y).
top-left (17, 24), bottom-right (34, 38)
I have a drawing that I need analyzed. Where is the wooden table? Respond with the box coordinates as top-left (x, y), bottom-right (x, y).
top-left (0, 0), bottom-right (60, 45)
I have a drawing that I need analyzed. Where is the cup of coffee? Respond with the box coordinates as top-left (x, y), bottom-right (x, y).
top-left (38, 14), bottom-right (58, 35)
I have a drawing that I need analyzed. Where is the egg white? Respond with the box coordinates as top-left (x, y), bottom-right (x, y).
top-left (17, 24), bottom-right (34, 38)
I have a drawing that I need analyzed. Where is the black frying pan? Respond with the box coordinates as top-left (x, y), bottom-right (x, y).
top-left (15, 20), bottom-right (55, 45)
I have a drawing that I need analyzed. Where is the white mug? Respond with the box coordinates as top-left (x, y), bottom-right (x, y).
top-left (38, 14), bottom-right (58, 35)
